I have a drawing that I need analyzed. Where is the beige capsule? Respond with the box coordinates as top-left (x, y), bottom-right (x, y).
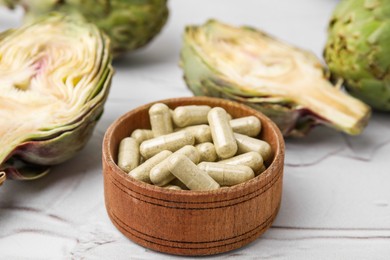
top-left (234, 133), bottom-right (272, 162)
top-left (208, 107), bottom-right (237, 159)
top-left (195, 142), bottom-right (217, 162)
top-left (168, 154), bottom-right (220, 191)
top-left (163, 185), bottom-right (183, 190)
top-left (198, 162), bottom-right (254, 186)
top-left (150, 145), bottom-right (200, 187)
top-left (131, 129), bottom-right (154, 144)
top-left (177, 124), bottom-right (212, 144)
top-left (117, 137), bottom-right (140, 172)
top-left (230, 116), bottom-right (261, 137)
top-left (172, 105), bottom-right (211, 127)
top-left (129, 150), bottom-right (172, 183)
top-left (140, 131), bottom-right (195, 159)
top-left (219, 151), bottom-right (264, 174)
top-left (149, 103), bottom-right (173, 137)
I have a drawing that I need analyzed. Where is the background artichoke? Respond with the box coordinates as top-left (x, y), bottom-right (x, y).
top-left (0, 14), bottom-right (113, 181)
top-left (181, 20), bottom-right (371, 137)
top-left (324, 0), bottom-right (390, 111)
top-left (0, 0), bottom-right (169, 56)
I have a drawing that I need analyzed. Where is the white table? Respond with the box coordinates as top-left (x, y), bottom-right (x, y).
top-left (1, 1), bottom-right (390, 259)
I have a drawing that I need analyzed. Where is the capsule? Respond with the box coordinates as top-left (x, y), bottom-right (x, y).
top-left (195, 142), bottom-right (217, 162)
top-left (117, 137), bottom-right (140, 172)
top-left (163, 185), bottom-right (183, 190)
top-left (177, 124), bottom-right (212, 144)
top-left (131, 129), bottom-right (154, 144)
top-left (150, 145), bottom-right (200, 187)
top-left (140, 131), bottom-right (195, 159)
top-left (149, 103), bottom-right (173, 137)
top-left (198, 162), bottom-right (254, 186)
top-left (208, 107), bottom-right (237, 159)
top-left (129, 150), bottom-right (172, 183)
top-left (230, 116), bottom-right (261, 137)
top-left (234, 133), bottom-right (272, 162)
top-left (172, 105), bottom-right (211, 127)
top-left (168, 154), bottom-right (220, 191)
top-left (219, 152), bottom-right (264, 174)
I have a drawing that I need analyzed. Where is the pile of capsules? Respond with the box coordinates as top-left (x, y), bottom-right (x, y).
top-left (117, 103), bottom-right (272, 191)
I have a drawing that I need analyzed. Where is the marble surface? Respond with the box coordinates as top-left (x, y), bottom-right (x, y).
top-left (1, 0), bottom-right (390, 259)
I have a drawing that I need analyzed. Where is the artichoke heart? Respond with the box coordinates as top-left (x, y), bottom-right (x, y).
top-left (181, 20), bottom-right (371, 137)
top-left (0, 14), bottom-right (113, 180)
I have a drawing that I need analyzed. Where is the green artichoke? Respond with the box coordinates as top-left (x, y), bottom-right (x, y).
top-left (0, 14), bottom-right (113, 181)
top-left (181, 20), bottom-right (371, 137)
top-left (324, 0), bottom-right (390, 111)
top-left (1, 0), bottom-right (169, 56)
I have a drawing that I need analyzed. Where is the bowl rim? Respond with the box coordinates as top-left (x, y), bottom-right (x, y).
top-left (102, 96), bottom-right (284, 198)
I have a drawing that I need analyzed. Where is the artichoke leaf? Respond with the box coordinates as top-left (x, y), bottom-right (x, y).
top-left (2, 159), bottom-right (50, 181)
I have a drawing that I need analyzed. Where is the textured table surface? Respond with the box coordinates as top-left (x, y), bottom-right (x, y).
top-left (1, 1), bottom-right (390, 259)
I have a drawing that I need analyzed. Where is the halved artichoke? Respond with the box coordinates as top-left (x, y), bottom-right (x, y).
top-left (181, 20), bottom-right (371, 137)
top-left (1, 0), bottom-right (169, 56)
top-left (0, 14), bottom-right (113, 180)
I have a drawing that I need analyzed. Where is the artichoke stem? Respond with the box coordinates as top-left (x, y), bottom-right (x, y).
top-left (297, 79), bottom-right (371, 135)
top-left (0, 172), bottom-right (6, 186)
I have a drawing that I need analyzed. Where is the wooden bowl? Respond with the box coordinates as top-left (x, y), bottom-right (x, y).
top-left (102, 96), bottom-right (285, 256)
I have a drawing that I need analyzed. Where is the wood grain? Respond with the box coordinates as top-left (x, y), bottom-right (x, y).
top-left (102, 96), bottom-right (285, 255)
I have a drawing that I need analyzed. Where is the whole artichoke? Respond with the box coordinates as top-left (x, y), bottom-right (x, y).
top-left (0, 14), bottom-right (113, 181)
top-left (181, 20), bottom-right (371, 137)
top-left (1, 0), bottom-right (169, 56)
top-left (324, 0), bottom-right (390, 111)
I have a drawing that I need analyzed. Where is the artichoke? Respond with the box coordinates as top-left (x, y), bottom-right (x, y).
top-left (1, 0), bottom-right (169, 56)
top-left (324, 0), bottom-right (390, 111)
top-left (180, 20), bottom-right (371, 137)
top-left (0, 14), bottom-right (113, 181)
